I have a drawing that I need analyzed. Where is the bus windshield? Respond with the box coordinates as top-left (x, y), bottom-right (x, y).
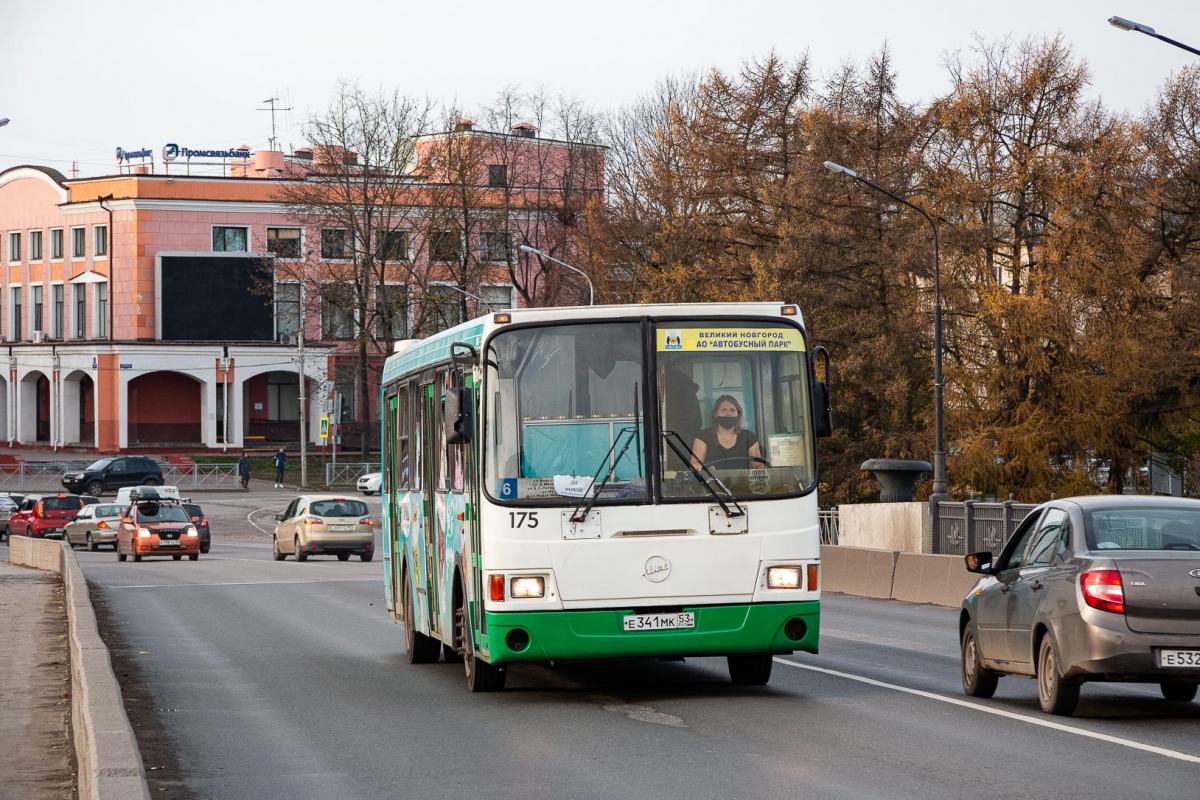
top-left (484, 318), bottom-right (816, 505)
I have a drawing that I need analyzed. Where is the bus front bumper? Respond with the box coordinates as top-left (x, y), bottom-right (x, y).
top-left (482, 601), bottom-right (819, 665)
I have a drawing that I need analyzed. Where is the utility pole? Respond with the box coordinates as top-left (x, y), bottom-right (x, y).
top-left (298, 325), bottom-right (307, 487)
top-left (258, 96), bottom-right (293, 152)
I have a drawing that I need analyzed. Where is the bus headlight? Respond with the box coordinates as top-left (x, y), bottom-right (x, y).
top-left (766, 566), bottom-right (802, 589)
top-left (510, 577), bottom-right (545, 599)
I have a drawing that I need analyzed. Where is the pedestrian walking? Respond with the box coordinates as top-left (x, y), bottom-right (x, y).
top-left (237, 452), bottom-right (251, 490)
top-left (273, 447), bottom-right (287, 488)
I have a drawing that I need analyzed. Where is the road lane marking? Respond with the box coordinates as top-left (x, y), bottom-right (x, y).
top-left (108, 578), bottom-right (379, 589)
top-left (247, 506), bottom-right (278, 534)
top-left (774, 658), bottom-right (1200, 764)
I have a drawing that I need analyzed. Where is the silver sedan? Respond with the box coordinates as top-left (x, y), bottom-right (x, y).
top-left (65, 503), bottom-right (127, 551)
top-left (960, 495), bottom-right (1200, 715)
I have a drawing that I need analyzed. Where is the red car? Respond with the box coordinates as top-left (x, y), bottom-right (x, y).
top-left (7, 494), bottom-right (90, 538)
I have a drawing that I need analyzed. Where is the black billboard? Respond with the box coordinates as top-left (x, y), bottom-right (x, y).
top-left (159, 255), bottom-right (274, 341)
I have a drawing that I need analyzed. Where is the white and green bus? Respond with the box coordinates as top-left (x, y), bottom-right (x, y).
top-left (380, 303), bottom-right (832, 691)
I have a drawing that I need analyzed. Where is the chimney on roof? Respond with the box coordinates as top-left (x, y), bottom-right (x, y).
top-left (454, 118), bottom-right (474, 133)
top-left (511, 122), bottom-right (537, 139)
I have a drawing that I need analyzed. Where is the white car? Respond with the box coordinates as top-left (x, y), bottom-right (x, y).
top-left (357, 472), bottom-right (382, 495)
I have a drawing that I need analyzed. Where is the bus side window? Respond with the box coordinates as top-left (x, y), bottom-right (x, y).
top-left (436, 371), bottom-right (449, 492)
top-left (412, 383), bottom-right (424, 492)
top-left (396, 385), bottom-right (410, 490)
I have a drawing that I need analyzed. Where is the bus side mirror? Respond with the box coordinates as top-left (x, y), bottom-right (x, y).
top-left (811, 346), bottom-right (832, 438)
top-left (445, 386), bottom-right (474, 445)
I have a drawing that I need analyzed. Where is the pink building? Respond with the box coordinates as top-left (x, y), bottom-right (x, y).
top-left (0, 124), bottom-right (603, 452)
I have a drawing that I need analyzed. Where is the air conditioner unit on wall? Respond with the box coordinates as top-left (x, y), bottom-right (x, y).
top-left (278, 333), bottom-right (296, 346)
top-left (31, 331), bottom-right (45, 344)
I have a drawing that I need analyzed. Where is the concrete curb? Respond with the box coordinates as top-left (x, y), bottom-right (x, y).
top-left (10, 536), bottom-right (151, 800)
top-left (820, 544), bottom-right (978, 609)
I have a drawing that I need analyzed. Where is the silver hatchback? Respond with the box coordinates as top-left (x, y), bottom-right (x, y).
top-left (960, 495), bottom-right (1200, 715)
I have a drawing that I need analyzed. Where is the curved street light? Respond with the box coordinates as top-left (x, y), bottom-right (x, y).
top-left (518, 244), bottom-right (595, 306)
top-left (1108, 16), bottom-right (1200, 56)
top-left (823, 160), bottom-right (947, 497)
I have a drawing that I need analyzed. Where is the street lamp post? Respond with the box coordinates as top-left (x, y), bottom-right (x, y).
top-left (1108, 16), bottom-right (1200, 56)
top-left (823, 161), bottom-right (947, 497)
top-left (518, 244), bottom-right (594, 306)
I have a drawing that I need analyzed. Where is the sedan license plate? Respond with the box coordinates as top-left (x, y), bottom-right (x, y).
top-left (157, 540), bottom-right (180, 547)
top-left (623, 613), bottom-right (695, 632)
top-left (1159, 649), bottom-right (1200, 668)
top-left (328, 525), bottom-right (353, 532)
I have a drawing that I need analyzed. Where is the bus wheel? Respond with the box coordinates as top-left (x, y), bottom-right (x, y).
top-left (459, 605), bottom-right (506, 692)
top-left (403, 574), bottom-right (441, 664)
top-left (728, 654), bottom-right (773, 686)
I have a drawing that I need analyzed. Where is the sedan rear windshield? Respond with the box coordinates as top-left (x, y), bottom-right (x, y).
top-left (1085, 508), bottom-right (1200, 551)
top-left (311, 500), bottom-right (368, 518)
top-left (42, 497), bottom-right (81, 511)
top-left (95, 505), bottom-right (125, 517)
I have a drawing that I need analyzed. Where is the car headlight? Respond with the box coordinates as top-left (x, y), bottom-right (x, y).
top-left (184, 526), bottom-right (198, 537)
top-left (766, 566), bottom-right (802, 589)
top-left (137, 527), bottom-right (152, 538)
top-left (509, 576), bottom-right (545, 598)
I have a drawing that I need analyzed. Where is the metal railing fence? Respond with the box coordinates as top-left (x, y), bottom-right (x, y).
top-left (0, 462), bottom-right (241, 491)
top-left (933, 498), bottom-right (1038, 555)
top-left (819, 508), bottom-right (839, 545)
top-left (325, 462), bottom-right (377, 487)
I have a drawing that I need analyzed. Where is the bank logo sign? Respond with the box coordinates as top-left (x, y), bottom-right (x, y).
top-left (116, 147), bottom-right (153, 163)
top-left (161, 143), bottom-right (251, 162)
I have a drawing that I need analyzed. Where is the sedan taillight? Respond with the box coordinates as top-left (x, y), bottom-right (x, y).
top-left (1081, 569), bottom-right (1125, 614)
top-left (359, 517), bottom-right (373, 526)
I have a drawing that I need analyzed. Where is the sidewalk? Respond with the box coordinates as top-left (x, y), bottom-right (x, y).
top-left (0, 559), bottom-right (75, 800)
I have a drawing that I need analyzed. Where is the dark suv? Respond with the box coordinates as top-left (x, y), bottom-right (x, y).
top-left (62, 457), bottom-right (164, 497)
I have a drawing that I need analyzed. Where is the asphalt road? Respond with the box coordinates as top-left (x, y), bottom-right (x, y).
top-left (61, 489), bottom-right (1200, 799)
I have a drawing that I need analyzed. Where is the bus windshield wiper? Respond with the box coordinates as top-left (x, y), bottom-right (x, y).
top-left (569, 426), bottom-right (639, 524)
top-left (662, 431), bottom-right (745, 518)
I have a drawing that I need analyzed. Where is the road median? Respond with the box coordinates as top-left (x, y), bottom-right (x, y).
top-left (9, 536), bottom-right (151, 800)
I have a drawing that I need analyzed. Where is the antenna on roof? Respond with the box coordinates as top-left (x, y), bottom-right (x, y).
top-left (259, 96), bottom-right (294, 152)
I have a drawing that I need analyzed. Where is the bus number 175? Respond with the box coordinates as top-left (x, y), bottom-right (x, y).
top-left (509, 512), bottom-right (539, 529)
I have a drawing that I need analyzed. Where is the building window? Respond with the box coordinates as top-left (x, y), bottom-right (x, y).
top-left (74, 284), bottom-right (86, 339)
top-left (276, 283), bottom-right (301, 337)
top-left (52, 284), bottom-right (64, 339)
top-left (424, 285), bottom-right (463, 334)
top-left (376, 283), bottom-right (408, 340)
top-left (212, 226), bottom-right (248, 252)
top-left (11, 287), bottom-right (22, 341)
top-left (267, 373), bottom-right (301, 421)
top-left (50, 229), bottom-right (63, 260)
top-left (481, 284), bottom-right (513, 312)
top-left (32, 285), bottom-right (43, 334)
top-left (29, 230), bottom-right (42, 261)
top-left (321, 228), bottom-right (349, 260)
top-left (488, 164), bottom-right (508, 187)
top-left (480, 232), bottom-right (513, 263)
top-left (95, 283), bottom-right (108, 338)
top-left (71, 227), bottom-right (86, 258)
top-left (321, 295), bottom-right (355, 340)
top-left (429, 231), bottom-right (461, 263)
top-left (93, 225), bottom-right (108, 257)
top-left (375, 229), bottom-right (409, 262)
top-left (266, 227), bottom-right (302, 259)
top-left (7, 232), bottom-right (19, 262)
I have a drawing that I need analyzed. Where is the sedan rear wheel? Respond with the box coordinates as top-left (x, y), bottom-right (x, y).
top-left (1037, 635), bottom-right (1080, 716)
top-left (294, 536), bottom-right (308, 562)
top-left (961, 624), bottom-right (999, 698)
top-left (336, 552), bottom-right (351, 562)
top-left (360, 550), bottom-right (374, 562)
top-left (1160, 682), bottom-right (1198, 702)
top-left (87, 533), bottom-right (98, 552)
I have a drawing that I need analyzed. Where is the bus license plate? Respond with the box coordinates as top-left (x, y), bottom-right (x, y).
top-left (623, 613), bottom-right (695, 632)
top-left (1160, 649), bottom-right (1200, 668)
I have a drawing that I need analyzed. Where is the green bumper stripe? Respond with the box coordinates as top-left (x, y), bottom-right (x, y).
top-left (483, 601), bottom-right (819, 664)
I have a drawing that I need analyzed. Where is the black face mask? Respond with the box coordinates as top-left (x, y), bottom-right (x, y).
top-left (716, 416), bottom-right (738, 430)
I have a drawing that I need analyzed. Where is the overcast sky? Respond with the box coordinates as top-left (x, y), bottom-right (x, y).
top-left (1, 0), bottom-right (1196, 179)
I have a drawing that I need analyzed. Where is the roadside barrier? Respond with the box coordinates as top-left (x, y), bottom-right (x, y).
top-left (9, 536), bottom-right (151, 800)
top-left (819, 544), bottom-right (979, 608)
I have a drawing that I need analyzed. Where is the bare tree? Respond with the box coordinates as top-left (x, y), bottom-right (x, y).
top-left (273, 82), bottom-right (432, 458)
